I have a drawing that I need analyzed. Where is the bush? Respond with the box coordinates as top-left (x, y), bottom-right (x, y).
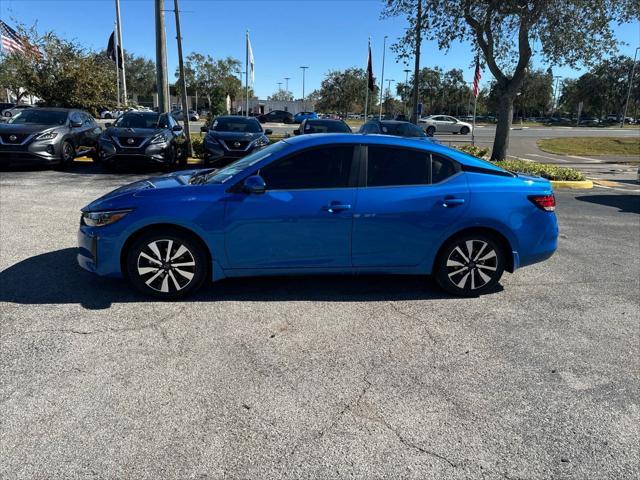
top-left (494, 159), bottom-right (586, 181)
top-left (191, 136), bottom-right (204, 158)
top-left (456, 145), bottom-right (490, 159)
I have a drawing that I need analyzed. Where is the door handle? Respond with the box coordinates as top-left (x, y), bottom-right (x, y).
top-left (322, 202), bottom-right (352, 213)
top-left (442, 197), bottom-right (465, 208)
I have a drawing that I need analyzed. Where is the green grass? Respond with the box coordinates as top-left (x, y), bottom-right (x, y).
top-left (537, 137), bottom-right (640, 156)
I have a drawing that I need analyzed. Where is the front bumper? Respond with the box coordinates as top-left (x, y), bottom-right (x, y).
top-left (0, 140), bottom-right (62, 165)
top-left (77, 225), bottom-right (124, 278)
top-left (99, 138), bottom-right (171, 164)
top-left (202, 138), bottom-right (262, 167)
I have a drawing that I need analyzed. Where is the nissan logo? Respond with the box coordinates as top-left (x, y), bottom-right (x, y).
top-left (8, 135), bottom-right (17, 142)
top-left (127, 138), bottom-right (135, 145)
top-left (233, 141), bottom-right (241, 148)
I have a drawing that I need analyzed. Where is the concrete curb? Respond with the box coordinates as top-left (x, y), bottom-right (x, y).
top-left (550, 180), bottom-right (593, 189)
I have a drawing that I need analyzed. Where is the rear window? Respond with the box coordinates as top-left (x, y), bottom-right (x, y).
top-left (303, 120), bottom-right (351, 134)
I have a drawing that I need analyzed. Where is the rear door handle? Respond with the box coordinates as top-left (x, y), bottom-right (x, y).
top-left (322, 202), bottom-right (352, 213)
top-left (442, 197), bottom-right (465, 208)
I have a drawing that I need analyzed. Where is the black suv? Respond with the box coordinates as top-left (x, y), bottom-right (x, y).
top-left (201, 115), bottom-right (272, 168)
top-left (98, 111), bottom-right (187, 169)
top-left (359, 119), bottom-right (432, 140)
top-left (293, 119), bottom-right (352, 135)
top-left (0, 108), bottom-right (101, 168)
top-left (257, 110), bottom-right (293, 124)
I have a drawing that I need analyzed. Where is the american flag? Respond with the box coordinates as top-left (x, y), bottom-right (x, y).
top-left (0, 19), bottom-right (25, 54)
top-left (472, 55), bottom-right (482, 98)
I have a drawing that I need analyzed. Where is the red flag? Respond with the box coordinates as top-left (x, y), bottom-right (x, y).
top-left (472, 55), bottom-right (482, 98)
top-left (367, 41), bottom-right (375, 92)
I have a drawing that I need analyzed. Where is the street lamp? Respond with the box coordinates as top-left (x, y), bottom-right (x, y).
top-left (621, 47), bottom-right (639, 128)
top-left (300, 66), bottom-right (309, 110)
top-left (403, 69), bottom-right (411, 115)
top-left (284, 77), bottom-right (290, 93)
top-left (379, 35), bottom-right (388, 119)
top-left (277, 82), bottom-right (282, 92)
top-left (552, 75), bottom-right (562, 115)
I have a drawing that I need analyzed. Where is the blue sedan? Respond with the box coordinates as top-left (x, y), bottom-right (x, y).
top-left (78, 134), bottom-right (558, 299)
top-left (293, 111), bottom-right (318, 123)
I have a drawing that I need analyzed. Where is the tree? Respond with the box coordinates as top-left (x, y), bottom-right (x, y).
top-left (382, 0), bottom-right (635, 160)
top-left (0, 54), bottom-right (33, 103)
top-left (124, 52), bottom-right (155, 99)
top-left (315, 68), bottom-right (379, 116)
top-left (268, 89), bottom-right (294, 101)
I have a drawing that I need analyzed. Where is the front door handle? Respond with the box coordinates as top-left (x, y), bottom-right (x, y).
top-left (442, 197), bottom-right (465, 208)
top-left (322, 202), bottom-right (352, 213)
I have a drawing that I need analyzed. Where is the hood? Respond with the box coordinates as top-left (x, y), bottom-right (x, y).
top-left (0, 123), bottom-right (64, 134)
top-left (81, 169), bottom-right (209, 212)
top-left (105, 126), bottom-right (162, 137)
top-left (207, 131), bottom-right (264, 141)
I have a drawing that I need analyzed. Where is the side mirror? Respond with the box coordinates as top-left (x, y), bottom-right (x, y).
top-left (105, 122), bottom-right (112, 128)
top-left (243, 175), bottom-right (266, 194)
top-left (172, 125), bottom-right (183, 132)
top-left (264, 129), bottom-right (272, 135)
top-left (293, 129), bottom-right (300, 135)
top-left (70, 120), bottom-right (83, 128)
top-left (200, 125), bottom-right (208, 133)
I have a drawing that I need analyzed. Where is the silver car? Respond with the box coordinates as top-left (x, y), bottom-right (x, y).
top-left (419, 115), bottom-right (473, 135)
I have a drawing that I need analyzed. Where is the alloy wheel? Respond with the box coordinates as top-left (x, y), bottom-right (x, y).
top-left (136, 239), bottom-right (196, 293)
top-left (445, 239), bottom-right (499, 291)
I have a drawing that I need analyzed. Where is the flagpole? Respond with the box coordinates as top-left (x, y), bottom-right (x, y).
top-left (114, 23), bottom-right (120, 109)
top-left (379, 35), bottom-right (387, 120)
top-left (245, 30), bottom-right (249, 117)
top-left (364, 37), bottom-right (370, 120)
top-left (472, 94), bottom-right (477, 147)
top-left (115, 0), bottom-right (127, 106)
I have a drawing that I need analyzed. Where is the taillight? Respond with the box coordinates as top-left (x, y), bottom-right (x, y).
top-left (528, 194), bottom-right (556, 212)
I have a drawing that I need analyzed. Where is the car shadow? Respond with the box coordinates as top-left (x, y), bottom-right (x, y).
top-left (0, 248), bottom-right (468, 310)
top-left (575, 194), bottom-right (640, 214)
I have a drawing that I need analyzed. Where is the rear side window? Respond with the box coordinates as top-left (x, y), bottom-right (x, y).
top-left (260, 146), bottom-right (354, 190)
top-left (366, 147), bottom-right (460, 186)
top-left (367, 146), bottom-right (429, 186)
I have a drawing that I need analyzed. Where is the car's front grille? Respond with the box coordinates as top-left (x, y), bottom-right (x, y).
top-left (117, 137), bottom-right (145, 147)
top-left (0, 133), bottom-right (30, 144)
top-left (221, 140), bottom-right (250, 151)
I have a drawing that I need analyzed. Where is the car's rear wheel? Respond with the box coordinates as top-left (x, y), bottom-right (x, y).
top-left (125, 230), bottom-right (208, 299)
top-left (460, 126), bottom-right (470, 135)
top-left (434, 233), bottom-right (505, 296)
top-left (426, 126), bottom-right (436, 136)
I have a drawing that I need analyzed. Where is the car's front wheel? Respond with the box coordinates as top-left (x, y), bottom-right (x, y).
top-left (125, 230), bottom-right (208, 299)
top-left (434, 233), bottom-right (505, 296)
top-left (460, 126), bottom-right (470, 135)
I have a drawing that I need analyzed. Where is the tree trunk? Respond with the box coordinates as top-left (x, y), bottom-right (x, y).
top-left (491, 92), bottom-right (514, 161)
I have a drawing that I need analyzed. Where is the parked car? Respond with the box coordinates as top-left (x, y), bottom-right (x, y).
top-left (359, 119), bottom-right (433, 140)
top-left (257, 110), bottom-right (293, 124)
top-left (419, 115), bottom-right (472, 135)
top-left (293, 111), bottom-right (318, 123)
top-left (2, 104), bottom-right (35, 118)
top-left (200, 115), bottom-right (272, 168)
top-left (294, 119), bottom-right (352, 135)
top-left (0, 108), bottom-right (101, 168)
top-left (97, 111), bottom-right (187, 169)
top-left (172, 109), bottom-right (200, 121)
top-left (77, 133), bottom-right (558, 299)
top-left (0, 103), bottom-right (16, 116)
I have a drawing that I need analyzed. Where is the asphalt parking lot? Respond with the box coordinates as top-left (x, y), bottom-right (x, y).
top-left (1, 164), bottom-right (639, 479)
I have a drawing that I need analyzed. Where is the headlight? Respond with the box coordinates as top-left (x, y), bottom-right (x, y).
top-left (150, 133), bottom-right (168, 144)
top-left (82, 209), bottom-right (132, 227)
top-left (205, 135), bottom-right (219, 145)
top-left (35, 131), bottom-right (58, 141)
top-left (254, 136), bottom-right (269, 147)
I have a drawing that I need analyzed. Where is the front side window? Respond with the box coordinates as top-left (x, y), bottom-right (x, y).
top-left (260, 146), bottom-right (354, 190)
top-left (367, 146), bottom-right (429, 187)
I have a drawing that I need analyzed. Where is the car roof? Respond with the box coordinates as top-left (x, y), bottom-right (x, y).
top-left (281, 133), bottom-right (506, 173)
top-left (215, 115), bottom-right (258, 121)
top-left (24, 107), bottom-right (74, 112)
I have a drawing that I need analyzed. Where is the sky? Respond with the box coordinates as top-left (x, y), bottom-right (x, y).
top-left (1, 0), bottom-right (639, 99)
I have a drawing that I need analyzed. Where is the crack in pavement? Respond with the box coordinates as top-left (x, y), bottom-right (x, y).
top-left (388, 302), bottom-right (438, 343)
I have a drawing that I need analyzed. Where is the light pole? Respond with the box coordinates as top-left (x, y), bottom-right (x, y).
top-left (300, 66), bottom-right (309, 111)
top-left (552, 75), bottom-right (562, 115)
top-left (379, 35), bottom-right (388, 119)
top-left (621, 47), bottom-right (639, 128)
top-left (403, 69), bottom-right (411, 115)
top-left (284, 77), bottom-right (290, 93)
top-left (466, 81), bottom-right (473, 116)
top-left (277, 82), bottom-right (282, 92)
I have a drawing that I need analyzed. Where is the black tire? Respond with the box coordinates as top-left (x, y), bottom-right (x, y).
top-left (460, 126), bottom-right (470, 135)
top-left (426, 126), bottom-right (436, 136)
top-left (434, 233), bottom-right (505, 297)
top-left (125, 229), bottom-right (208, 299)
top-left (177, 144), bottom-right (188, 167)
top-left (56, 140), bottom-right (75, 170)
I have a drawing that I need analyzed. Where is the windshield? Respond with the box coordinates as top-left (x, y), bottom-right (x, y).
top-left (303, 120), bottom-right (351, 133)
top-left (206, 141), bottom-right (287, 184)
top-left (212, 117), bottom-right (262, 133)
top-left (9, 110), bottom-right (68, 125)
top-left (114, 112), bottom-right (161, 129)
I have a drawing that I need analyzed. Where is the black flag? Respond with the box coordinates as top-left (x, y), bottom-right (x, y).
top-left (367, 42), bottom-right (375, 92)
top-left (107, 31), bottom-right (123, 69)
